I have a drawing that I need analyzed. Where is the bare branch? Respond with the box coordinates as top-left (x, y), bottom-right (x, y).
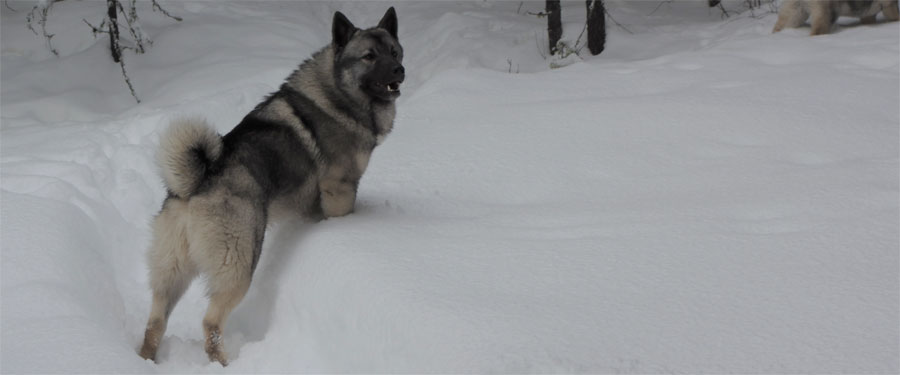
top-left (27, 0), bottom-right (179, 103)
top-left (82, 18), bottom-right (108, 36)
top-left (26, 0), bottom-right (65, 56)
top-left (117, 0), bottom-right (148, 54)
top-left (117, 55), bottom-right (141, 103)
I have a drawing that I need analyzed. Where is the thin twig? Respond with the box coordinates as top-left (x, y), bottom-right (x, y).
top-left (574, 0), bottom-right (593, 54)
top-left (507, 58), bottom-right (520, 74)
top-left (118, 55), bottom-right (141, 103)
top-left (83, 18), bottom-right (108, 35)
top-left (605, 6), bottom-right (632, 34)
top-left (152, 0), bottom-right (182, 22)
top-left (26, 0), bottom-right (64, 56)
top-left (534, 31), bottom-right (547, 59)
top-left (574, 19), bottom-right (588, 54)
top-left (118, 0), bottom-right (148, 53)
top-left (717, 2), bottom-right (730, 18)
top-left (648, 0), bottom-right (672, 16)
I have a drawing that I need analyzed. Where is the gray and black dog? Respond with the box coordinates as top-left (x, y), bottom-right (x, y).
top-left (139, 7), bottom-right (404, 366)
top-left (773, 0), bottom-right (899, 35)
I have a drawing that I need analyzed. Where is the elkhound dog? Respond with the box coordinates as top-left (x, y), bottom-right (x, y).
top-left (773, 0), bottom-right (899, 35)
top-left (138, 7), bottom-right (404, 366)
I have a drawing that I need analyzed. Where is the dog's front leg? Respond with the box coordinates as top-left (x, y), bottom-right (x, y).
top-left (319, 177), bottom-right (358, 218)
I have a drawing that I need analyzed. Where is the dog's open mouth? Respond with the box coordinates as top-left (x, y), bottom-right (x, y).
top-left (368, 80), bottom-right (403, 99)
top-left (386, 81), bottom-right (401, 93)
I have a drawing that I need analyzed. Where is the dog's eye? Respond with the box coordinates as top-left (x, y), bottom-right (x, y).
top-left (391, 50), bottom-right (398, 58)
top-left (362, 53), bottom-right (376, 61)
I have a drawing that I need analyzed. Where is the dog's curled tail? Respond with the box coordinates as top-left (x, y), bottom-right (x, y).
top-left (157, 117), bottom-right (223, 199)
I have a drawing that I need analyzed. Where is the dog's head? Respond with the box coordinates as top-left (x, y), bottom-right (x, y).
top-left (332, 7), bottom-right (404, 103)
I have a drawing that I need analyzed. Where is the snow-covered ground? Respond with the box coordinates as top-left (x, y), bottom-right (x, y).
top-left (2, 0), bottom-right (898, 372)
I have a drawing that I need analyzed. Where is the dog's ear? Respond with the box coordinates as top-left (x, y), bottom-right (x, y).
top-left (377, 7), bottom-right (398, 40)
top-left (332, 11), bottom-right (357, 49)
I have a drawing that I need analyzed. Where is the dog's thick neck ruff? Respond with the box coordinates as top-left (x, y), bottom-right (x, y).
top-left (282, 44), bottom-right (398, 145)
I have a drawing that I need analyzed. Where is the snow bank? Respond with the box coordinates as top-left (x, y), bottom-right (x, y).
top-left (2, 0), bottom-right (897, 373)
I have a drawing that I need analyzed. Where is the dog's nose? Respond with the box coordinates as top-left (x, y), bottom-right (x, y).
top-left (394, 65), bottom-right (405, 75)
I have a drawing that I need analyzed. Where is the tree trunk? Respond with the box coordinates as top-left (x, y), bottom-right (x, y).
top-left (107, 0), bottom-right (121, 63)
top-left (546, 0), bottom-right (561, 55)
top-left (586, 0), bottom-right (605, 55)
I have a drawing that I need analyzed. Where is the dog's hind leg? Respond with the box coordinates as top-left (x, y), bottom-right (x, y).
top-left (809, 4), bottom-right (835, 35)
top-left (884, 1), bottom-right (900, 21)
top-left (140, 198), bottom-right (198, 362)
top-left (188, 195), bottom-right (265, 366)
top-left (773, 0), bottom-right (808, 32)
top-left (202, 278), bottom-right (252, 366)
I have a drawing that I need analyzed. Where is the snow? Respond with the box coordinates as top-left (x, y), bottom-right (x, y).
top-left (2, 0), bottom-right (898, 373)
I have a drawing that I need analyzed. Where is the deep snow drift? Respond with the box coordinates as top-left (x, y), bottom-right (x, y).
top-left (2, 0), bottom-right (898, 373)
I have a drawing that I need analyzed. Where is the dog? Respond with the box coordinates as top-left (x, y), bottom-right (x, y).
top-left (138, 7), bottom-right (404, 366)
top-left (773, 0), bottom-right (899, 35)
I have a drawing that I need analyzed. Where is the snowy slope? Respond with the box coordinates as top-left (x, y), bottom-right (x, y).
top-left (2, 0), bottom-right (898, 373)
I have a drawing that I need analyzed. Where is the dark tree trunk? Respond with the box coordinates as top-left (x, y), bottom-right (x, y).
top-left (107, 0), bottom-right (121, 63)
top-left (585, 0), bottom-right (605, 55)
top-left (546, 0), bottom-right (561, 55)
